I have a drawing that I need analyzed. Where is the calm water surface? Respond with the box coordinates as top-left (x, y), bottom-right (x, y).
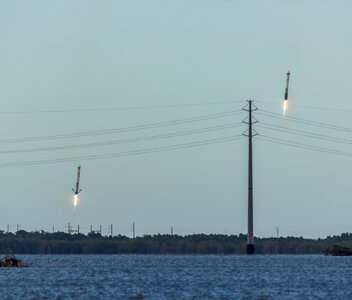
top-left (0, 255), bottom-right (351, 299)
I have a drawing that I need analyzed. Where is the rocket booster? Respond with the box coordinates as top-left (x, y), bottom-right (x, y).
top-left (284, 71), bottom-right (290, 100)
top-left (72, 165), bottom-right (82, 195)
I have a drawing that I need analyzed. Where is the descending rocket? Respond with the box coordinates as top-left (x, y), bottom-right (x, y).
top-left (283, 71), bottom-right (290, 115)
top-left (72, 164), bottom-right (82, 195)
top-left (72, 165), bottom-right (82, 208)
top-left (284, 71), bottom-right (290, 101)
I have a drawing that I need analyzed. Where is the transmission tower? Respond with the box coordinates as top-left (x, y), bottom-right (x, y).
top-left (132, 222), bottom-right (135, 239)
top-left (243, 100), bottom-right (258, 254)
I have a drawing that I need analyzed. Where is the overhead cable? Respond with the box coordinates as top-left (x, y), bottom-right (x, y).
top-left (258, 135), bottom-right (352, 158)
top-left (257, 122), bottom-right (352, 144)
top-left (0, 135), bottom-right (245, 167)
top-left (0, 123), bottom-right (244, 154)
top-left (0, 110), bottom-right (243, 144)
top-left (257, 109), bottom-right (352, 132)
top-left (0, 100), bottom-right (245, 114)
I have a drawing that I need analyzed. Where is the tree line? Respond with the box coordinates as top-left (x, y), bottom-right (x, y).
top-left (1, 230), bottom-right (352, 254)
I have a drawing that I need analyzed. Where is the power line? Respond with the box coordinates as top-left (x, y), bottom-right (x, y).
top-left (257, 109), bottom-right (352, 132)
top-left (258, 135), bottom-right (352, 158)
top-left (0, 100), bottom-right (245, 114)
top-left (256, 100), bottom-right (352, 113)
top-left (0, 135), bottom-right (245, 167)
top-left (0, 122), bottom-right (243, 154)
top-left (257, 122), bottom-right (352, 144)
top-left (0, 110), bottom-right (243, 144)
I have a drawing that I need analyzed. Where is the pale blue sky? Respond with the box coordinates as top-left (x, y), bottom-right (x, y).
top-left (0, 0), bottom-right (352, 237)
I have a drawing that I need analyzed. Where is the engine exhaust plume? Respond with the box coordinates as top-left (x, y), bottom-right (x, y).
top-left (283, 99), bottom-right (288, 116)
top-left (73, 194), bottom-right (78, 208)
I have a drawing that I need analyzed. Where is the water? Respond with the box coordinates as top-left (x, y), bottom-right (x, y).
top-left (0, 255), bottom-right (351, 299)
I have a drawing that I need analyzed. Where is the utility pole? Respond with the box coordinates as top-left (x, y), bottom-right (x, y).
top-left (99, 225), bottom-right (102, 235)
top-left (52, 225), bottom-right (55, 233)
top-left (243, 100), bottom-right (258, 254)
top-left (16, 224), bottom-right (19, 232)
top-left (132, 222), bottom-right (135, 239)
top-left (109, 223), bottom-right (113, 237)
top-left (171, 226), bottom-right (173, 236)
top-left (7, 224), bottom-right (9, 234)
top-left (67, 223), bottom-right (71, 234)
top-left (276, 226), bottom-right (279, 238)
top-left (77, 225), bottom-right (80, 234)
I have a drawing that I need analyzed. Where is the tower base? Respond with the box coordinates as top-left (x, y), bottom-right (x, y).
top-left (246, 244), bottom-right (254, 254)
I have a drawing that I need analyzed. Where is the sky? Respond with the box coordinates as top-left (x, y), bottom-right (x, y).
top-left (0, 0), bottom-right (352, 238)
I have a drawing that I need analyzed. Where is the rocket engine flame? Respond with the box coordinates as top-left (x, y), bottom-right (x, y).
top-left (73, 194), bottom-right (78, 208)
top-left (283, 71), bottom-right (290, 116)
top-left (283, 100), bottom-right (288, 116)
